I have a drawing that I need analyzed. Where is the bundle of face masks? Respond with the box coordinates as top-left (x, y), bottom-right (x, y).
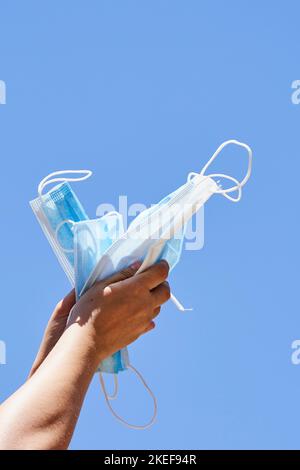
top-left (30, 139), bottom-right (253, 429)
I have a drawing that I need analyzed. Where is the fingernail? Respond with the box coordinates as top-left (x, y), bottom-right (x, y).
top-left (159, 259), bottom-right (169, 269)
top-left (130, 260), bottom-right (142, 270)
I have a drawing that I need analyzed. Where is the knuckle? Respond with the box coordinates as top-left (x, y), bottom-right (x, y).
top-left (135, 279), bottom-right (149, 297)
top-left (128, 277), bottom-right (142, 294)
top-left (133, 286), bottom-right (144, 301)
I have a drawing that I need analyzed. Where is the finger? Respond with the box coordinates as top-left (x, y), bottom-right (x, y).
top-left (138, 260), bottom-right (169, 290)
top-left (141, 321), bottom-right (156, 335)
top-left (151, 281), bottom-right (171, 308)
top-left (101, 261), bottom-right (142, 287)
top-left (152, 306), bottom-right (161, 319)
top-left (54, 289), bottom-right (76, 318)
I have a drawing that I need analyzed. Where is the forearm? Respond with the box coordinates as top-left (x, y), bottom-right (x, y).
top-left (0, 322), bottom-right (99, 450)
top-left (0, 261), bottom-right (170, 449)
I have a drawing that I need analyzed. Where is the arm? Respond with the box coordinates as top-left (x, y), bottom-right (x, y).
top-left (28, 288), bottom-right (76, 378)
top-left (0, 261), bottom-right (170, 450)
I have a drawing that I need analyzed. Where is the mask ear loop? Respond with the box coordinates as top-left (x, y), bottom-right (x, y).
top-left (99, 364), bottom-right (157, 430)
top-left (170, 293), bottom-right (193, 312)
top-left (188, 171), bottom-right (242, 201)
top-left (106, 374), bottom-right (119, 400)
top-left (207, 174), bottom-right (242, 202)
top-left (199, 139), bottom-right (253, 203)
top-left (101, 211), bottom-right (122, 218)
top-left (100, 211), bottom-right (124, 240)
top-left (54, 219), bottom-right (76, 253)
top-left (38, 170), bottom-right (92, 197)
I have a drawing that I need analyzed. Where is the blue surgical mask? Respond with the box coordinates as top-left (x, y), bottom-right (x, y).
top-left (30, 171), bottom-right (130, 374)
top-left (30, 171), bottom-right (91, 285)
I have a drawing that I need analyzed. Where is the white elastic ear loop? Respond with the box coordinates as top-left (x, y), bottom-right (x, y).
top-left (38, 170), bottom-right (92, 197)
top-left (101, 211), bottom-right (123, 229)
top-left (105, 374), bottom-right (119, 400)
top-left (103, 211), bottom-right (122, 218)
top-left (170, 293), bottom-right (193, 312)
top-left (54, 219), bottom-right (75, 253)
top-left (208, 174), bottom-right (242, 202)
top-left (199, 139), bottom-right (252, 202)
top-left (187, 171), bottom-right (242, 202)
top-left (99, 364), bottom-right (157, 430)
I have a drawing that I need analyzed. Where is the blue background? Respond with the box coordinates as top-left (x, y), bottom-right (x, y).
top-left (0, 1), bottom-right (299, 450)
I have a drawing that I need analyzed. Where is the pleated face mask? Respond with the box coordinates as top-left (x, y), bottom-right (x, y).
top-left (30, 171), bottom-right (92, 285)
top-left (30, 139), bottom-right (253, 429)
top-left (30, 173), bottom-right (131, 376)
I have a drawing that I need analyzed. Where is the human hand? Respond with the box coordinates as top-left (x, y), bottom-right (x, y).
top-left (67, 260), bottom-right (170, 364)
top-left (30, 260), bottom-right (170, 376)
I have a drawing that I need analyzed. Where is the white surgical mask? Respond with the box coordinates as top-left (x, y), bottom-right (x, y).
top-left (82, 140), bottom-right (252, 304)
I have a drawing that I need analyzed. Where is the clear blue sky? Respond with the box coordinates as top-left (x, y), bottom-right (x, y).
top-left (0, 1), bottom-right (299, 450)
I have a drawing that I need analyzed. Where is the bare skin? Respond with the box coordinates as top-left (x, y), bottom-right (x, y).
top-left (0, 260), bottom-right (170, 450)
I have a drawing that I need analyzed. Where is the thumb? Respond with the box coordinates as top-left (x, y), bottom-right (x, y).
top-left (54, 289), bottom-right (76, 319)
top-left (100, 261), bottom-right (142, 287)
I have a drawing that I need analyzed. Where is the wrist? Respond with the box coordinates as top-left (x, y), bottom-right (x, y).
top-left (59, 321), bottom-right (100, 374)
top-left (64, 313), bottom-right (113, 371)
